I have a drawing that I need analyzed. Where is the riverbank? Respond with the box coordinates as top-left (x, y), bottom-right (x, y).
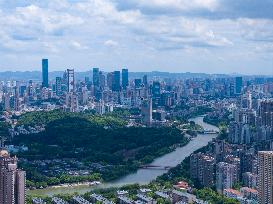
top-left (28, 116), bottom-right (218, 196)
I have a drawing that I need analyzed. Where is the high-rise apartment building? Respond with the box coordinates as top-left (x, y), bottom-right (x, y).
top-left (0, 149), bottom-right (26, 204)
top-left (190, 153), bottom-right (215, 187)
top-left (122, 69), bottom-right (128, 90)
top-left (67, 69), bottom-right (75, 93)
top-left (258, 151), bottom-right (273, 204)
top-left (216, 162), bottom-right (238, 194)
top-left (42, 59), bottom-right (49, 88)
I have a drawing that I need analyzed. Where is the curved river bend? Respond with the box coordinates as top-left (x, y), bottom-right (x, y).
top-left (29, 116), bottom-right (218, 196)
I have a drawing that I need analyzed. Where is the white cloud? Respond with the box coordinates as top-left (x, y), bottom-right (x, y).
top-left (70, 41), bottom-right (89, 50)
top-left (136, 0), bottom-right (218, 11)
top-left (104, 40), bottom-right (119, 47)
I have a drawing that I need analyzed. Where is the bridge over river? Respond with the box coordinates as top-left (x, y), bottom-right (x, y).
top-left (139, 165), bottom-right (174, 170)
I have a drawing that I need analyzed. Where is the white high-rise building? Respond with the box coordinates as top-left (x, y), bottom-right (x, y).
top-left (67, 69), bottom-right (75, 93)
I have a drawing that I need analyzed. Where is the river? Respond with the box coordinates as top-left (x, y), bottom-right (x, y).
top-left (28, 116), bottom-right (219, 196)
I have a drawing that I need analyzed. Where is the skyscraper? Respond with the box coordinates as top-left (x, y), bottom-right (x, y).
top-left (55, 77), bottom-right (62, 96)
top-left (258, 151), bottom-right (273, 204)
top-left (141, 98), bottom-right (152, 125)
top-left (67, 69), bottom-right (75, 93)
top-left (235, 76), bottom-right (243, 95)
top-left (259, 99), bottom-right (273, 127)
top-left (143, 75), bottom-right (148, 87)
top-left (106, 72), bottom-right (113, 88)
top-left (42, 59), bottom-right (49, 88)
top-left (0, 148), bottom-right (26, 204)
top-left (152, 81), bottom-right (161, 106)
top-left (93, 68), bottom-right (100, 87)
top-left (216, 162), bottom-right (238, 194)
top-left (99, 71), bottom-right (105, 89)
top-left (112, 71), bottom-right (121, 92)
top-left (122, 68), bottom-right (128, 90)
top-left (134, 79), bottom-right (142, 89)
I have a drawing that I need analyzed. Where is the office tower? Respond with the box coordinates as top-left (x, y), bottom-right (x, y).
top-left (141, 98), bottom-right (152, 125)
top-left (190, 153), bottom-right (215, 187)
top-left (134, 79), bottom-right (142, 89)
top-left (99, 72), bottom-right (105, 89)
top-left (4, 93), bottom-right (11, 111)
top-left (122, 68), bottom-right (128, 90)
top-left (67, 69), bottom-right (75, 93)
top-left (0, 149), bottom-right (26, 204)
top-left (258, 151), bottom-right (273, 204)
top-left (93, 68), bottom-right (100, 87)
top-left (55, 77), bottom-right (62, 96)
top-left (216, 162), bottom-right (238, 194)
top-left (14, 85), bottom-right (20, 111)
top-left (152, 81), bottom-right (161, 98)
top-left (143, 75), bottom-right (148, 86)
top-left (107, 72), bottom-right (113, 88)
top-left (93, 69), bottom-right (103, 100)
top-left (152, 81), bottom-right (161, 106)
top-left (235, 76), bottom-right (243, 95)
top-left (259, 99), bottom-right (273, 127)
top-left (112, 71), bottom-right (121, 92)
top-left (42, 59), bottom-right (49, 88)
top-left (85, 77), bottom-right (90, 84)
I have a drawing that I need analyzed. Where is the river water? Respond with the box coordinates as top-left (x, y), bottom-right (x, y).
top-left (28, 116), bottom-right (218, 196)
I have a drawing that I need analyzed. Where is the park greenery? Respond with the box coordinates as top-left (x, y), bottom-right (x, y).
top-left (13, 110), bottom-right (188, 188)
top-left (17, 110), bottom-right (126, 127)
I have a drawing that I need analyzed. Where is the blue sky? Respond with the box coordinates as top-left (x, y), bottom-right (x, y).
top-left (0, 0), bottom-right (272, 75)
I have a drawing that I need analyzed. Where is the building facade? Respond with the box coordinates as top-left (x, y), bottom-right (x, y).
top-left (0, 149), bottom-right (25, 204)
top-left (258, 151), bottom-right (273, 204)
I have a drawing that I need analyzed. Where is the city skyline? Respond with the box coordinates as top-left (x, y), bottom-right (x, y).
top-left (0, 1), bottom-right (273, 75)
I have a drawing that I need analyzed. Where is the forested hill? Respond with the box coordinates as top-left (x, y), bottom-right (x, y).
top-left (16, 110), bottom-right (126, 127)
top-left (14, 111), bottom-right (188, 164)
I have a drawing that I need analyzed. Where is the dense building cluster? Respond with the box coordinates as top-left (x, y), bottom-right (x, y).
top-left (189, 86), bottom-right (272, 203)
top-left (0, 59), bottom-right (273, 204)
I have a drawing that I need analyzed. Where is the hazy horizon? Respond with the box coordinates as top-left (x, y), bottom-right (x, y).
top-left (0, 1), bottom-right (272, 75)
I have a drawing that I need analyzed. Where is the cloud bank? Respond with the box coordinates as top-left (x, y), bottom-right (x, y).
top-left (0, 0), bottom-right (272, 74)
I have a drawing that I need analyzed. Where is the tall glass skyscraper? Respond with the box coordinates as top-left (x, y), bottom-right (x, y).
top-left (112, 71), bottom-right (121, 92)
top-left (235, 76), bottom-right (242, 95)
top-left (42, 59), bottom-right (48, 88)
top-left (93, 68), bottom-right (100, 87)
top-left (122, 68), bottom-right (128, 90)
